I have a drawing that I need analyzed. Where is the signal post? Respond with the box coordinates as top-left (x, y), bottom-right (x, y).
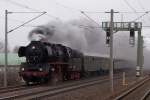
top-left (102, 9), bottom-right (143, 92)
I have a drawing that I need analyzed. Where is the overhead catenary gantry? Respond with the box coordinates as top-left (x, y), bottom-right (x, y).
top-left (102, 9), bottom-right (143, 94)
top-left (102, 21), bottom-right (143, 77)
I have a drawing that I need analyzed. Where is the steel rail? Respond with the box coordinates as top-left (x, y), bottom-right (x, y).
top-left (0, 76), bottom-right (120, 100)
top-left (0, 85), bottom-right (41, 94)
top-left (114, 77), bottom-right (150, 100)
top-left (140, 89), bottom-right (150, 100)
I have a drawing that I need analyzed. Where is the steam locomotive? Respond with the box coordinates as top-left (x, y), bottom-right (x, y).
top-left (18, 41), bottom-right (110, 85)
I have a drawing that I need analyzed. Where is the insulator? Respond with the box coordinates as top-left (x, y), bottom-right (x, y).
top-left (130, 28), bottom-right (135, 37)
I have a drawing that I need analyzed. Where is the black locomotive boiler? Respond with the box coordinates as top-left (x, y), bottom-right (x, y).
top-left (18, 41), bottom-right (112, 85)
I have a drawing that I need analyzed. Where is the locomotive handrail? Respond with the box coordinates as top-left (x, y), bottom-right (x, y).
top-left (49, 62), bottom-right (69, 65)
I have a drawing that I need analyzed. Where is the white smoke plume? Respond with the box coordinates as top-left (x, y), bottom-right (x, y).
top-left (13, 46), bottom-right (19, 53)
top-left (29, 19), bottom-right (103, 54)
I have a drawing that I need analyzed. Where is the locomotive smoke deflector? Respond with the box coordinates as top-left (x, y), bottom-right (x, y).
top-left (18, 46), bottom-right (26, 57)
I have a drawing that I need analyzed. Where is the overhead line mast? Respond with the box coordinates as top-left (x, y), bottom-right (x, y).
top-left (4, 10), bottom-right (46, 87)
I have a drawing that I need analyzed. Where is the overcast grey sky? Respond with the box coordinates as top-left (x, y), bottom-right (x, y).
top-left (1, 0), bottom-right (150, 50)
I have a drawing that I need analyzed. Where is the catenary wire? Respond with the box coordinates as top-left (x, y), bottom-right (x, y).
top-left (2, 0), bottom-right (60, 20)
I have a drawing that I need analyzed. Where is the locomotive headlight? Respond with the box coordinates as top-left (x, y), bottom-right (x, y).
top-left (21, 68), bottom-right (25, 71)
top-left (39, 68), bottom-right (43, 71)
top-left (32, 46), bottom-right (35, 49)
top-left (51, 68), bottom-right (55, 72)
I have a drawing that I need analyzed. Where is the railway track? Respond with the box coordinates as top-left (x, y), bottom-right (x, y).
top-left (113, 76), bottom-right (150, 100)
top-left (0, 85), bottom-right (23, 91)
top-left (0, 85), bottom-right (26, 93)
top-left (141, 89), bottom-right (150, 100)
top-left (0, 75), bottom-right (109, 94)
top-left (0, 75), bottom-right (121, 100)
top-left (0, 84), bottom-right (42, 94)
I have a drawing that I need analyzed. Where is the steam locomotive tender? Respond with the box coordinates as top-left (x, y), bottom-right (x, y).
top-left (18, 41), bottom-right (83, 84)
